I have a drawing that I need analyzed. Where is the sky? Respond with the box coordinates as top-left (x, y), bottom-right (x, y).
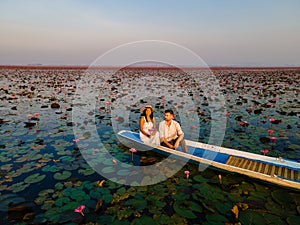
top-left (0, 0), bottom-right (300, 66)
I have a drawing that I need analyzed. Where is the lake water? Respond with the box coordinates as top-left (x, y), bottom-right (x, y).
top-left (0, 67), bottom-right (299, 224)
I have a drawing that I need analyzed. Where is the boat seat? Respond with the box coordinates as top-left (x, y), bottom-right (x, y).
top-left (226, 156), bottom-right (300, 181)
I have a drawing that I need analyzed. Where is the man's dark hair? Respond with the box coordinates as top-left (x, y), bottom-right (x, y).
top-left (165, 109), bottom-right (174, 115)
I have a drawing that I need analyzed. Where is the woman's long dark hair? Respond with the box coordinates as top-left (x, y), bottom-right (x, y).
top-left (141, 107), bottom-right (154, 122)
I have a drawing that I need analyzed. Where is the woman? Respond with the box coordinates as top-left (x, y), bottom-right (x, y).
top-left (139, 105), bottom-right (160, 145)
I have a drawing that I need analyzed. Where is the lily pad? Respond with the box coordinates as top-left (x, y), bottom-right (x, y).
top-left (287, 215), bottom-right (300, 225)
top-left (38, 189), bottom-right (55, 197)
top-left (239, 210), bottom-right (266, 225)
top-left (53, 171), bottom-right (72, 180)
top-left (101, 166), bottom-right (115, 174)
top-left (193, 175), bottom-right (210, 183)
top-left (264, 214), bottom-right (286, 225)
top-left (271, 189), bottom-right (292, 209)
top-left (173, 201), bottom-right (197, 219)
top-left (116, 169), bottom-right (131, 176)
top-left (24, 173), bottom-right (46, 184)
top-left (78, 167), bottom-right (95, 176)
top-left (205, 214), bottom-right (229, 224)
top-left (10, 182), bottom-right (30, 193)
top-left (132, 216), bottom-right (156, 225)
top-left (124, 198), bottom-right (147, 210)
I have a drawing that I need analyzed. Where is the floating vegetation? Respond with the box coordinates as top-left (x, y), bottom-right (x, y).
top-left (0, 67), bottom-right (299, 224)
top-left (53, 171), bottom-right (72, 180)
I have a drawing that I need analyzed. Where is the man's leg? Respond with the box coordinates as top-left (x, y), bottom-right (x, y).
top-left (180, 139), bottom-right (188, 153)
top-left (161, 139), bottom-right (176, 149)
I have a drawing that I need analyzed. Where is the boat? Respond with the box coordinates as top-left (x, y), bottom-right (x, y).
top-left (117, 130), bottom-right (300, 191)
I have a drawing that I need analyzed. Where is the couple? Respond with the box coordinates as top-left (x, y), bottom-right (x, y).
top-left (139, 105), bottom-right (188, 153)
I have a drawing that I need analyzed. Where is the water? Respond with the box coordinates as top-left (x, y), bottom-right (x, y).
top-left (0, 67), bottom-right (299, 224)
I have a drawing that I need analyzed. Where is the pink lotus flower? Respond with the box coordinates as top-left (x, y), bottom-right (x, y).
top-left (191, 125), bottom-right (197, 129)
top-left (184, 170), bottom-right (190, 179)
top-left (105, 101), bottom-right (112, 105)
top-left (73, 139), bottom-right (80, 143)
top-left (130, 148), bottom-right (137, 161)
top-left (240, 121), bottom-right (249, 127)
top-left (34, 112), bottom-right (39, 117)
top-left (74, 205), bottom-right (85, 216)
top-left (267, 129), bottom-right (274, 135)
top-left (260, 149), bottom-right (269, 156)
top-left (270, 137), bottom-right (277, 142)
top-left (269, 118), bottom-right (276, 123)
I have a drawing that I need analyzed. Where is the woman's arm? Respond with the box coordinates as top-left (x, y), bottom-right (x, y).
top-left (153, 117), bottom-right (157, 132)
top-left (140, 117), bottom-right (150, 137)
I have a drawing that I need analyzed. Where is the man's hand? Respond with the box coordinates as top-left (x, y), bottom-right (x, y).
top-left (174, 141), bottom-right (179, 149)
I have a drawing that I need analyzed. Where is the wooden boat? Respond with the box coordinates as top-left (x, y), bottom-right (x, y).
top-left (117, 130), bottom-right (300, 190)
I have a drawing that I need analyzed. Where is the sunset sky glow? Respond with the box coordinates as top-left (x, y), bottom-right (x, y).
top-left (0, 0), bottom-right (299, 66)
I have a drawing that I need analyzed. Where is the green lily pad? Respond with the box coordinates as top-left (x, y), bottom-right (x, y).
top-left (55, 197), bottom-right (71, 207)
top-left (42, 165), bottom-right (59, 173)
top-left (10, 182), bottom-right (29, 193)
top-left (70, 189), bottom-right (89, 201)
top-left (173, 201), bottom-right (197, 219)
top-left (24, 173), bottom-right (46, 184)
top-left (53, 171), bottom-right (72, 180)
top-left (54, 182), bottom-right (64, 190)
top-left (193, 175), bottom-right (209, 183)
top-left (78, 167), bottom-right (95, 176)
top-left (287, 215), bottom-right (300, 225)
top-left (101, 166), bottom-right (115, 174)
top-left (1, 164), bottom-right (13, 171)
top-left (132, 216), bottom-right (156, 225)
top-left (38, 189), bottom-right (55, 197)
top-left (117, 169), bottom-right (131, 176)
top-left (215, 202), bottom-right (231, 215)
top-left (206, 214), bottom-right (229, 224)
top-left (239, 210), bottom-right (266, 225)
top-left (271, 189), bottom-right (292, 209)
top-left (263, 214), bottom-right (286, 225)
top-left (120, 163), bottom-right (133, 168)
top-left (34, 196), bottom-right (47, 205)
top-left (124, 198), bottom-right (147, 210)
top-left (89, 189), bottom-right (102, 200)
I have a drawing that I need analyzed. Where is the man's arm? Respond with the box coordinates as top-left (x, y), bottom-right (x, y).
top-left (174, 122), bottom-right (184, 149)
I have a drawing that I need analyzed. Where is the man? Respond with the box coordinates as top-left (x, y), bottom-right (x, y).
top-left (159, 109), bottom-right (188, 153)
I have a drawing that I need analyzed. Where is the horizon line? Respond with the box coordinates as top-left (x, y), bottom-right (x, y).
top-left (1, 64), bottom-right (300, 71)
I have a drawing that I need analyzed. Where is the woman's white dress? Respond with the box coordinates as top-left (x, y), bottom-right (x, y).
top-left (139, 117), bottom-right (160, 145)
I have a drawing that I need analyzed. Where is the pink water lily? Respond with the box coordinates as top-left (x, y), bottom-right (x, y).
top-left (130, 148), bottom-right (137, 161)
top-left (34, 112), bottom-right (39, 117)
top-left (260, 149), bottom-right (269, 156)
top-left (73, 138), bottom-right (80, 143)
top-left (191, 125), bottom-right (197, 129)
top-left (184, 170), bottom-right (190, 179)
top-left (74, 205), bottom-right (85, 216)
top-left (269, 118), bottom-right (276, 123)
top-left (270, 137), bottom-right (277, 142)
top-left (240, 121), bottom-right (249, 127)
top-left (267, 129), bottom-right (274, 135)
